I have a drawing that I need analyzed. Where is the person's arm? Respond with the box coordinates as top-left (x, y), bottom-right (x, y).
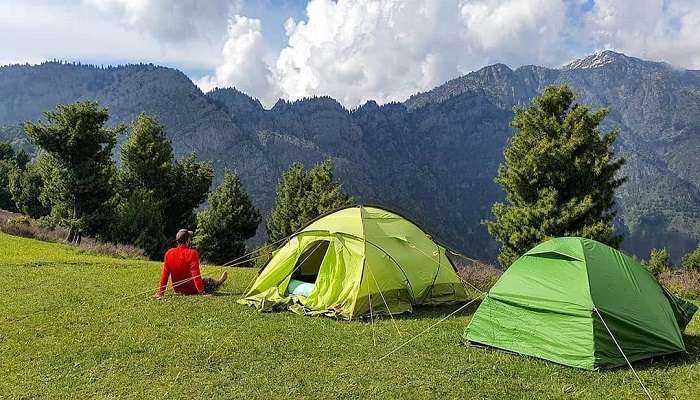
top-left (155, 262), bottom-right (169, 298)
top-left (191, 251), bottom-right (205, 294)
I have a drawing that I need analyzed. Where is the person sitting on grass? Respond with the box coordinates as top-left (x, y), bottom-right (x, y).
top-left (154, 229), bottom-right (227, 299)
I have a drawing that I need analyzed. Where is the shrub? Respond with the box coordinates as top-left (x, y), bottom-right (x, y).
top-left (452, 256), bottom-right (502, 292)
top-left (645, 248), bottom-right (672, 277)
top-left (659, 269), bottom-right (700, 300)
top-left (8, 215), bottom-right (31, 225)
top-left (681, 246), bottom-right (700, 271)
top-left (0, 212), bottom-right (146, 260)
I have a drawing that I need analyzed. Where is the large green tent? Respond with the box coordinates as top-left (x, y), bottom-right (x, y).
top-left (238, 205), bottom-right (469, 319)
top-left (464, 237), bottom-right (697, 369)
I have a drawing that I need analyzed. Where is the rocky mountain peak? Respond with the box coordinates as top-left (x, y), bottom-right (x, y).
top-left (563, 50), bottom-right (632, 70)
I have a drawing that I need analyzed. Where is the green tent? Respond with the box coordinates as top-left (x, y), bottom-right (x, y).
top-left (464, 237), bottom-right (697, 369)
top-left (238, 205), bottom-right (469, 319)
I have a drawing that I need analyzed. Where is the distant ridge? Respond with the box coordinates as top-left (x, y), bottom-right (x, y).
top-left (1, 52), bottom-right (699, 262)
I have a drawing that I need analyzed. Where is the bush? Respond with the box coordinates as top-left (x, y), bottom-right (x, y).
top-left (645, 248), bottom-right (672, 277)
top-left (0, 211), bottom-right (146, 260)
top-left (659, 269), bottom-right (700, 300)
top-left (452, 256), bottom-right (502, 292)
top-left (681, 246), bottom-right (700, 271)
top-left (8, 215), bottom-right (31, 225)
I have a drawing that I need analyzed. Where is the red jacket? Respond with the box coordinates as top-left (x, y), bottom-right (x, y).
top-left (157, 244), bottom-right (204, 295)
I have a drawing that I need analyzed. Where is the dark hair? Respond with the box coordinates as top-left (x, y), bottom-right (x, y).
top-left (175, 229), bottom-right (193, 244)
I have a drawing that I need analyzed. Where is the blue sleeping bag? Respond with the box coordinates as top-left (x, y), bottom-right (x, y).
top-left (287, 279), bottom-right (315, 297)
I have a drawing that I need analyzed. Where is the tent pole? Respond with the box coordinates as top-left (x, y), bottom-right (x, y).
top-left (367, 266), bottom-right (403, 337)
top-left (369, 291), bottom-right (377, 346)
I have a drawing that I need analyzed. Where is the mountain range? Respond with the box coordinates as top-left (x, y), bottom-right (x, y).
top-left (1, 50), bottom-right (698, 263)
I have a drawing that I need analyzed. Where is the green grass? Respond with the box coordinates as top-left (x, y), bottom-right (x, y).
top-left (1, 232), bottom-right (699, 399)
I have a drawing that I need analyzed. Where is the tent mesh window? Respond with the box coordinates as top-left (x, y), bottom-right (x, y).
top-left (292, 240), bottom-right (330, 284)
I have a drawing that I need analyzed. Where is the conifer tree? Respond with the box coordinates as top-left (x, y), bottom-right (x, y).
top-left (14, 150), bottom-right (30, 171)
top-left (485, 85), bottom-right (626, 268)
top-left (0, 160), bottom-right (15, 211)
top-left (0, 141), bottom-right (25, 211)
top-left (115, 114), bottom-right (213, 258)
top-left (119, 113), bottom-right (173, 196)
top-left (0, 142), bottom-right (14, 162)
top-left (267, 159), bottom-right (353, 243)
top-left (23, 101), bottom-right (122, 243)
top-left (8, 159), bottom-right (49, 218)
top-left (165, 153), bottom-right (214, 237)
top-left (194, 171), bottom-right (260, 264)
top-left (112, 188), bottom-right (167, 257)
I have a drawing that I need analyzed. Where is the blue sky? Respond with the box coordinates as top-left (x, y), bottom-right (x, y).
top-left (1, 0), bottom-right (699, 107)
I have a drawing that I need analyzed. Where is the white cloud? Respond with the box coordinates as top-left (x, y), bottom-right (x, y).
top-left (586, 0), bottom-right (700, 68)
top-left (195, 15), bottom-right (277, 104)
top-left (459, 0), bottom-right (567, 65)
top-left (84, 0), bottom-right (239, 43)
top-left (255, 0), bottom-right (568, 107)
top-left (4, 0), bottom-right (700, 109)
top-left (0, 0), bottom-right (237, 70)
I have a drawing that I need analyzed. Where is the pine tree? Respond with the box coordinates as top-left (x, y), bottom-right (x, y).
top-left (14, 150), bottom-right (30, 170)
top-left (0, 142), bottom-right (14, 162)
top-left (165, 153), bottom-right (214, 237)
top-left (8, 159), bottom-right (49, 218)
top-left (23, 101), bottom-right (123, 243)
top-left (194, 171), bottom-right (261, 264)
top-left (112, 188), bottom-right (167, 258)
top-left (119, 113), bottom-right (173, 196)
top-left (0, 160), bottom-right (16, 211)
top-left (0, 141), bottom-right (20, 211)
top-left (115, 114), bottom-right (213, 257)
top-left (267, 159), bottom-right (353, 243)
top-left (485, 85), bottom-right (626, 268)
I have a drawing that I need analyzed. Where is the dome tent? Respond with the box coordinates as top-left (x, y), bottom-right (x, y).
top-left (238, 205), bottom-right (469, 319)
top-left (464, 237), bottom-right (697, 370)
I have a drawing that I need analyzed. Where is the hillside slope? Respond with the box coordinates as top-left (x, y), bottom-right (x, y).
top-left (1, 52), bottom-right (698, 262)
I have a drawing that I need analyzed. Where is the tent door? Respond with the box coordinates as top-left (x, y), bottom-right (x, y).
top-left (292, 240), bottom-right (331, 284)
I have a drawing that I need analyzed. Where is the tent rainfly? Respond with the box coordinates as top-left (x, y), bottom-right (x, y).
top-left (238, 205), bottom-right (469, 319)
top-left (464, 237), bottom-right (698, 370)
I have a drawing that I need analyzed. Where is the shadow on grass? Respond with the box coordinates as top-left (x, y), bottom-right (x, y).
top-left (463, 333), bottom-right (700, 372)
top-left (372, 299), bottom-right (483, 321)
top-left (456, 334), bottom-right (700, 374)
top-left (631, 333), bottom-right (700, 371)
top-left (210, 291), bottom-right (238, 297)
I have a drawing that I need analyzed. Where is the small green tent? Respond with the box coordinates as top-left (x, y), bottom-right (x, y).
top-left (464, 237), bottom-right (697, 369)
top-left (238, 205), bottom-right (469, 319)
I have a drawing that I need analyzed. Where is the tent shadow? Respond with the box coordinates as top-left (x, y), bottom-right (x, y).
top-left (614, 333), bottom-right (700, 371)
top-left (391, 299), bottom-right (484, 321)
top-left (210, 291), bottom-right (237, 297)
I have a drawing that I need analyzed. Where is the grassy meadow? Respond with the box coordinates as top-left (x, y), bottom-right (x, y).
top-left (1, 232), bottom-right (699, 399)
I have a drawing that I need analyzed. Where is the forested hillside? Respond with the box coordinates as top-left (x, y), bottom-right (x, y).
top-left (1, 51), bottom-right (698, 262)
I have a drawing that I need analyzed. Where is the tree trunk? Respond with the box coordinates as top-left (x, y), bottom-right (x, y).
top-left (66, 202), bottom-right (82, 245)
